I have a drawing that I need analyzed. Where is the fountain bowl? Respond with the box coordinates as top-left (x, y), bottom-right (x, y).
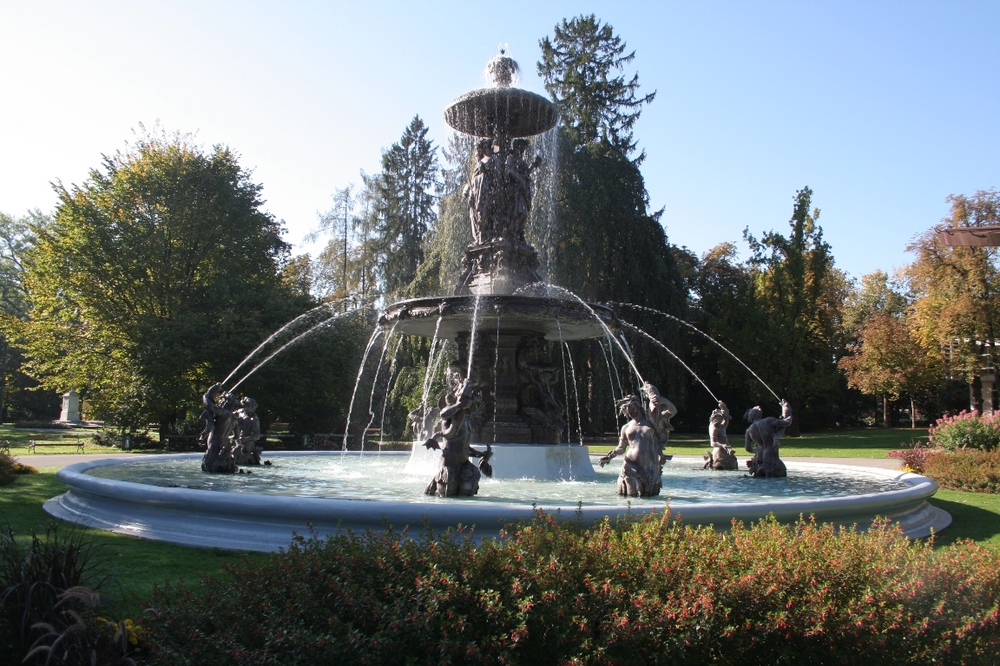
top-left (44, 452), bottom-right (950, 552)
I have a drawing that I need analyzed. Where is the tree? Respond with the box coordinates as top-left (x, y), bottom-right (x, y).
top-left (370, 116), bottom-right (439, 298)
top-left (906, 189), bottom-right (1000, 406)
top-left (838, 271), bottom-right (938, 427)
top-left (20, 127), bottom-right (302, 432)
top-left (539, 14), bottom-right (656, 156)
top-left (741, 187), bottom-right (849, 430)
top-left (0, 210), bottom-right (57, 420)
top-left (538, 16), bottom-right (688, 434)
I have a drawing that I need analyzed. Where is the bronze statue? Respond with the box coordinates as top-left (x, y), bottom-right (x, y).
top-left (201, 384), bottom-right (240, 474)
top-left (234, 397), bottom-right (262, 465)
top-left (599, 382), bottom-right (676, 497)
top-left (704, 401), bottom-right (738, 470)
top-left (423, 378), bottom-right (494, 496)
top-left (745, 399), bottom-right (792, 478)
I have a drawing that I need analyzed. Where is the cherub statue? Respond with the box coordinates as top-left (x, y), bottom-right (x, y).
top-left (201, 383), bottom-right (240, 474)
top-left (599, 382), bottom-right (676, 497)
top-left (745, 399), bottom-right (793, 478)
top-left (704, 400), bottom-right (738, 470)
top-left (423, 379), bottom-right (494, 497)
top-left (234, 396), bottom-right (262, 465)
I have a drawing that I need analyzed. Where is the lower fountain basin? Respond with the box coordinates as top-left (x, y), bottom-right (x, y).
top-left (44, 452), bottom-right (950, 552)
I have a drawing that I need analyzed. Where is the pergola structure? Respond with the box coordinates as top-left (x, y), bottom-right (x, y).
top-left (937, 226), bottom-right (1000, 412)
top-left (938, 225), bottom-right (1000, 247)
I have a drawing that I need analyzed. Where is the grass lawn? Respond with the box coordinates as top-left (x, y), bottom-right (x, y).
top-left (657, 427), bottom-right (930, 458)
top-left (0, 466), bottom-right (265, 618)
top-left (2, 426), bottom-right (996, 618)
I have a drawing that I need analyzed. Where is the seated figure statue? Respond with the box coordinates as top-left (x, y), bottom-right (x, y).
top-left (233, 396), bottom-right (262, 465)
top-left (744, 399), bottom-right (792, 478)
top-left (704, 400), bottom-right (738, 470)
top-left (599, 382), bottom-right (676, 497)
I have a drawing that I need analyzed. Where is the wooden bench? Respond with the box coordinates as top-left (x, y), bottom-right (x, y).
top-left (163, 434), bottom-right (203, 452)
top-left (27, 433), bottom-right (84, 453)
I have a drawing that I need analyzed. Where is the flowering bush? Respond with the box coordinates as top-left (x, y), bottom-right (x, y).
top-left (923, 448), bottom-right (1000, 494)
top-left (929, 410), bottom-right (1000, 451)
top-left (142, 512), bottom-right (1000, 665)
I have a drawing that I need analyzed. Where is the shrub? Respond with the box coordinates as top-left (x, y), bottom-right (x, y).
top-left (0, 452), bottom-right (37, 486)
top-left (0, 522), bottom-right (137, 665)
top-left (929, 410), bottom-right (1000, 451)
top-left (142, 512), bottom-right (1000, 665)
top-left (922, 448), bottom-right (1000, 494)
top-left (887, 441), bottom-right (935, 474)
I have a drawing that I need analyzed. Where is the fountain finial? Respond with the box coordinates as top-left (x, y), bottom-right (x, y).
top-left (486, 46), bottom-right (519, 87)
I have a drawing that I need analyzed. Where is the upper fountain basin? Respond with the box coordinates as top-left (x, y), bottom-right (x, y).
top-left (444, 87), bottom-right (559, 138)
top-left (379, 294), bottom-right (618, 340)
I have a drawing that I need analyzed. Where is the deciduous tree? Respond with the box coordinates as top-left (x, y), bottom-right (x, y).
top-left (20, 128), bottom-right (303, 432)
top-left (906, 189), bottom-right (1000, 407)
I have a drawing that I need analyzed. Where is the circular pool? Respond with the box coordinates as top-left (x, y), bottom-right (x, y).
top-left (44, 452), bottom-right (950, 552)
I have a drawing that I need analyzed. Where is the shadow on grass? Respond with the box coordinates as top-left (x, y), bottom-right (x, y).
top-left (928, 495), bottom-right (1000, 548)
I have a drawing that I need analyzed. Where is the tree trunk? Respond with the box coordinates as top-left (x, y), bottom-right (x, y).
top-left (882, 394), bottom-right (889, 429)
top-left (910, 397), bottom-right (917, 429)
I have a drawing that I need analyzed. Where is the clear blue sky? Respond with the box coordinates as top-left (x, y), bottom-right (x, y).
top-left (2, 1), bottom-right (997, 281)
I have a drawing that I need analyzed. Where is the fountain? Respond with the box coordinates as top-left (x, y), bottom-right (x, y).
top-left (42, 52), bottom-right (951, 550)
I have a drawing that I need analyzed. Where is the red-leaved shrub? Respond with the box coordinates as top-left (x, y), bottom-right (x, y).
top-left (141, 511), bottom-right (1000, 665)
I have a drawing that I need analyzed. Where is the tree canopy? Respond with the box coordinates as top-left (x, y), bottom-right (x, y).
top-left (19, 128), bottom-right (307, 430)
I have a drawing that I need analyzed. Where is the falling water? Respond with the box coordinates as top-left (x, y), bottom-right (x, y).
top-left (526, 128), bottom-right (560, 279)
top-left (621, 321), bottom-right (719, 403)
top-left (557, 320), bottom-right (585, 446)
top-left (466, 292), bottom-right (483, 379)
top-left (227, 308), bottom-right (358, 392)
top-left (420, 317), bottom-right (445, 414)
top-left (360, 323), bottom-right (401, 454)
top-left (518, 282), bottom-right (646, 384)
top-left (610, 302), bottom-right (780, 402)
top-left (222, 300), bottom-right (348, 387)
top-left (342, 326), bottom-right (386, 450)
top-left (375, 333), bottom-right (406, 453)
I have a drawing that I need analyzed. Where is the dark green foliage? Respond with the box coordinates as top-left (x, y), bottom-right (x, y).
top-left (371, 116), bottom-right (439, 298)
top-left (536, 17), bottom-right (689, 434)
top-left (539, 14), bottom-right (656, 155)
top-left (142, 512), bottom-right (1000, 665)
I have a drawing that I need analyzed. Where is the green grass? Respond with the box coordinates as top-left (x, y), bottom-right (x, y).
top-left (0, 467), bottom-right (264, 618)
top-left (652, 427), bottom-right (928, 459)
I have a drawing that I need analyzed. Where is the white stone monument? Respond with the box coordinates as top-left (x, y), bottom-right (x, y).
top-left (59, 390), bottom-right (82, 423)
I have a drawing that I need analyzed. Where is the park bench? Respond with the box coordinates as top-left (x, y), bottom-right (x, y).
top-left (162, 434), bottom-right (203, 451)
top-left (27, 433), bottom-right (85, 453)
top-left (0, 440), bottom-right (9, 454)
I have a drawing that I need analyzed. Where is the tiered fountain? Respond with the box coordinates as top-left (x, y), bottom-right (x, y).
top-left (42, 53), bottom-right (951, 551)
top-left (383, 52), bottom-right (612, 480)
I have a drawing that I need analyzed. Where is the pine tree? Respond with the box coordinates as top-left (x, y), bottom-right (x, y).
top-left (538, 16), bottom-right (688, 433)
top-left (371, 116), bottom-right (439, 298)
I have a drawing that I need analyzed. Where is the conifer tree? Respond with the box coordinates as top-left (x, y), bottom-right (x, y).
top-left (371, 115), bottom-right (439, 298)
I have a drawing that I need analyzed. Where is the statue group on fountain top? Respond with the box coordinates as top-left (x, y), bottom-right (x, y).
top-left (200, 383), bottom-right (262, 474)
top-left (423, 375), bottom-right (494, 497)
top-left (464, 136), bottom-right (541, 245)
top-left (599, 382), bottom-right (677, 497)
